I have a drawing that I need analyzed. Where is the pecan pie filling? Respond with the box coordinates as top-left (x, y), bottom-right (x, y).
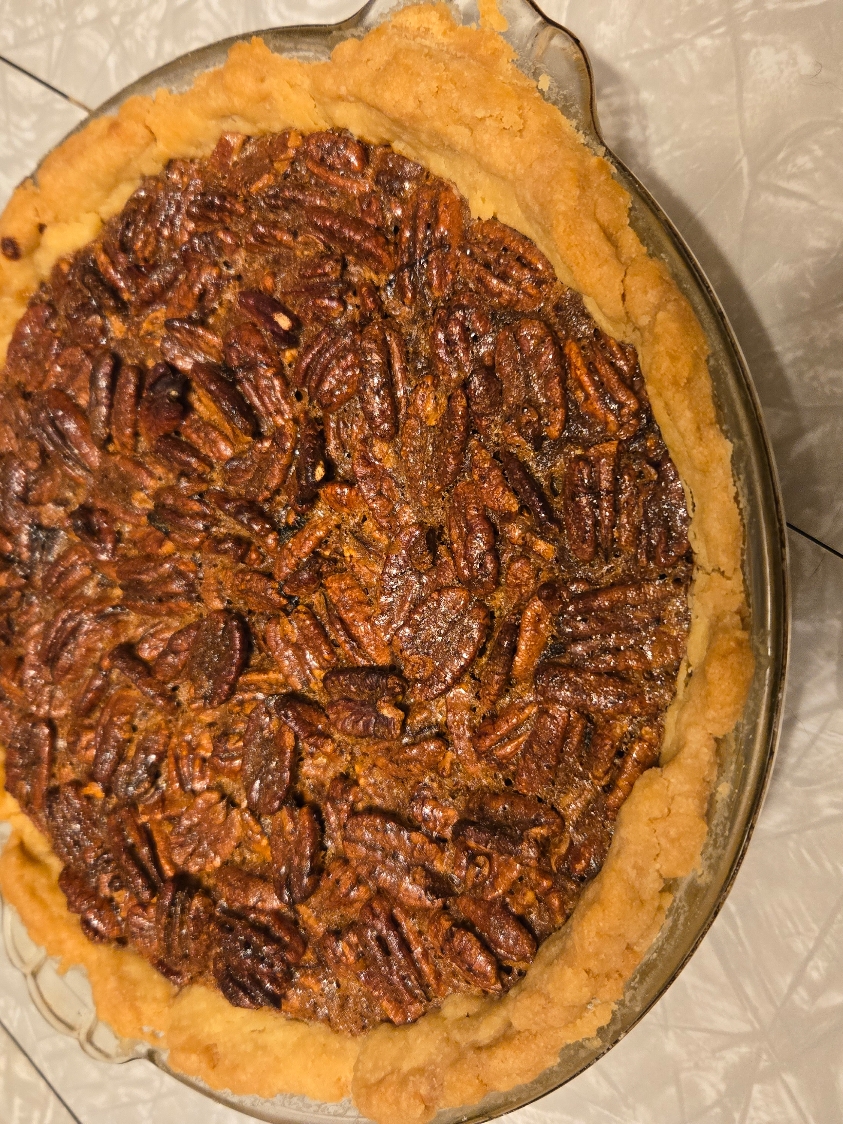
top-left (0, 129), bottom-right (692, 1034)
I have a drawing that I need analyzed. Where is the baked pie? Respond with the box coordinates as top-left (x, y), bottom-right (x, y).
top-left (0, 4), bottom-right (752, 1122)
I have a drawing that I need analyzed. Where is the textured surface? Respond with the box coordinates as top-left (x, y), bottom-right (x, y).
top-left (0, 1021), bottom-right (75, 1124)
top-left (0, 0), bottom-right (840, 1121)
top-left (0, 61), bottom-right (84, 208)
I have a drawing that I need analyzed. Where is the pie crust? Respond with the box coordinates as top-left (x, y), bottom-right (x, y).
top-left (0, 4), bottom-right (753, 1122)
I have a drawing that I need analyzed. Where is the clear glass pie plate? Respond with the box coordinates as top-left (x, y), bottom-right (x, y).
top-left (0, 1), bottom-right (789, 1121)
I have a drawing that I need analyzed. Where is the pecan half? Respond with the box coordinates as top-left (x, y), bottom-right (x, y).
top-left (170, 791), bottom-right (242, 874)
top-left (359, 322), bottom-right (407, 438)
top-left (462, 220), bottom-right (553, 312)
top-left (495, 319), bottom-right (565, 443)
top-left (185, 611), bottom-right (250, 706)
top-left (155, 877), bottom-right (214, 983)
top-left (270, 804), bottom-right (322, 904)
top-left (447, 481), bottom-right (498, 593)
top-left (395, 587), bottom-right (490, 700)
top-left (242, 697), bottom-right (297, 816)
top-left (5, 719), bottom-right (53, 825)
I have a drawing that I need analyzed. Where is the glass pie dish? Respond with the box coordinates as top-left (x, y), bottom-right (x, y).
top-left (0, 1), bottom-right (788, 1121)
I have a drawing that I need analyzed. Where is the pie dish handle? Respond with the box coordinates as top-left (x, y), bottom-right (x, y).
top-left (345, 0), bottom-right (603, 146)
top-left (0, 889), bottom-right (146, 1065)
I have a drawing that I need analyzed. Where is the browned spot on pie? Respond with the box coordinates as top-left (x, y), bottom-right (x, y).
top-left (0, 129), bottom-right (691, 1035)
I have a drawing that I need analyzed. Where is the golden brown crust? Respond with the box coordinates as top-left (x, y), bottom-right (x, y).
top-left (0, 4), bottom-right (753, 1121)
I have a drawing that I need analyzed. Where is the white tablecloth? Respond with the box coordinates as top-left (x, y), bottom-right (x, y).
top-left (0, 1), bottom-right (841, 1120)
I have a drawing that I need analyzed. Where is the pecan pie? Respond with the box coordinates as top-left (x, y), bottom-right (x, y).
top-left (0, 5), bottom-right (752, 1121)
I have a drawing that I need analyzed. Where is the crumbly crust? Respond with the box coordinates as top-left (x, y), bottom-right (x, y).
top-left (0, 4), bottom-right (753, 1122)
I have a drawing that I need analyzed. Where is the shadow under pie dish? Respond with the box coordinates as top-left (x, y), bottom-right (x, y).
top-left (0, 1), bottom-right (778, 1122)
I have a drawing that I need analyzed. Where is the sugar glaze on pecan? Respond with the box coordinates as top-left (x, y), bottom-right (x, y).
top-left (0, 129), bottom-right (691, 1034)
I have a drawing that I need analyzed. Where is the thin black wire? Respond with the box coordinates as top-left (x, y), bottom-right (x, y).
top-left (0, 54), bottom-right (91, 113)
top-left (787, 522), bottom-right (843, 563)
top-left (0, 1017), bottom-right (84, 1123)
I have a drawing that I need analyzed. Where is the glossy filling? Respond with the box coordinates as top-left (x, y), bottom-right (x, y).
top-left (0, 129), bottom-right (691, 1033)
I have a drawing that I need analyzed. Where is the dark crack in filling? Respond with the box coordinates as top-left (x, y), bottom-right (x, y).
top-left (0, 129), bottom-right (692, 1034)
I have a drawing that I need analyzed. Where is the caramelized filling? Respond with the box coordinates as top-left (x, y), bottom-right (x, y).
top-left (0, 129), bottom-right (691, 1033)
